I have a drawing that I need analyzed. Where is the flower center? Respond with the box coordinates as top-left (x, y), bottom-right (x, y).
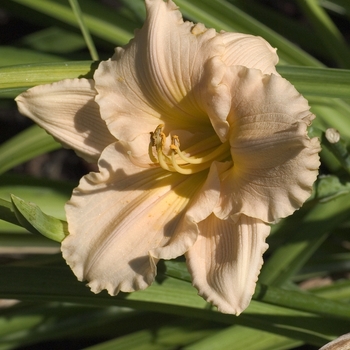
top-left (149, 124), bottom-right (230, 175)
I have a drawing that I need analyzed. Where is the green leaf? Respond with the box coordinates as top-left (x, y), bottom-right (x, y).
top-left (11, 195), bottom-right (68, 242)
top-left (0, 125), bottom-right (60, 175)
top-left (0, 174), bottom-right (72, 221)
top-left (85, 319), bottom-right (217, 350)
top-left (331, 0), bottom-right (350, 19)
top-left (0, 61), bottom-right (96, 98)
top-left (260, 193), bottom-right (350, 286)
top-left (0, 198), bottom-right (20, 227)
top-left (0, 233), bottom-right (59, 255)
top-left (119, 0), bottom-right (146, 22)
top-left (0, 46), bottom-right (66, 67)
top-left (3, 62), bottom-right (350, 100)
top-left (298, 251), bottom-right (350, 281)
top-left (322, 130), bottom-right (350, 175)
top-left (164, 261), bottom-right (350, 321)
top-left (277, 66), bottom-right (350, 99)
top-left (174, 0), bottom-right (322, 66)
top-left (253, 283), bottom-right (350, 321)
top-left (230, 0), bottom-right (325, 58)
top-left (0, 265), bottom-right (346, 347)
top-left (313, 279), bottom-right (350, 301)
top-left (9, 0), bottom-right (136, 45)
top-left (297, 0), bottom-right (350, 68)
top-left (184, 325), bottom-right (302, 350)
top-left (312, 175), bottom-right (350, 202)
top-left (0, 303), bottom-right (130, 350)
top-left (19, 27), bottom-right (86, 54)
top-left (309, 97), bottom-right (350, 142)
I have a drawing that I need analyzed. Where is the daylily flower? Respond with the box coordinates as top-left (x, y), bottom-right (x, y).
top-left (15, 0), bottom-right (320, 314)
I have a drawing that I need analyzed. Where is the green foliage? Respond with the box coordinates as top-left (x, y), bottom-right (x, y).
top-left (1, 0), bottom-right (350, 349)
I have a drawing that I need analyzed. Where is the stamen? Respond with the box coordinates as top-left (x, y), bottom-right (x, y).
top-left (148, 135), bottom-right (158, 163)
top-left (149, 124), bottom-right (165, 164)
top-left (149, 125), bottom-right (176, 172)
top-left (170, 152), bottom-right (216, 175)
top-left (152, 124), bottom-right (166, 148)
top-left (171, 136), bottom-right (230, 165)
top-left (149, 124), bottom-right (230, 175)
top-left (157, 147), bottom-right (177, 172)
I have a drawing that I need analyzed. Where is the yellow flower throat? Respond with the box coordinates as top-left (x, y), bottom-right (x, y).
top-left (149, 124), bottom-right (230, 175)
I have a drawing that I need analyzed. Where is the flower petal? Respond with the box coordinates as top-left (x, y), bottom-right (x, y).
top-left (62, 141), bottom-right (206, 294)
top-left (202, 34), bottom-right (279, 141)
top-left (214, 66), bottom-right (320, 222)
top-left (220, 32), bottom-right (279, 74)
top-left (94, 0), bottom-right (222, 141)
top-left (186, 214), bottom-right (270, 315)
top-left (16, 78), bottom-right (115, 162)
top-left (152, 161), bottom-right (230, 259)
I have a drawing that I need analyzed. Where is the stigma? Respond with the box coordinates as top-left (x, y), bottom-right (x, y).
top-left (149, 125), bottom-right (230, 175)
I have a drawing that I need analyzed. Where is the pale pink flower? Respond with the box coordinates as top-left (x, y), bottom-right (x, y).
top-left (16, 0), bottom-right (320, 314)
